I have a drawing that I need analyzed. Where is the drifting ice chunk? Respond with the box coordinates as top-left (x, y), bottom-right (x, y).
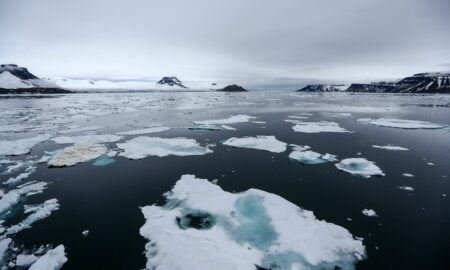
top-left (362, 209), bottom-right (377, 217)
top-left (7, 199), bottom-right (60, 235)
top-left (15, 253), bottom-right (39, 267)
top-left (335, 158), bottom-right (385, 178)
top-left (372, 145), bottom-right (409, 151)
top-left (29, 245), bottom-right (67, 270)
top-left (398, 186), bottom-right (414, 191)
top-left (0, 182), bottom-right (47, 214)
top-left (357, 118), bottom-right (446, 129)
top-left (48, 144), bottom-right (107, 167)
top-left (4, 166), bottom-right (36, 186)
top-left (289, 150), bottom-right (337, 165)
top-left (0, 135), bottom-right (51, 156)
top-left (140, 175), bottom-right (365, 270)
top-left (0, 238), bottom-right (12, 263)
top-left (117, 137), bottom-right (212, 159)
top-left (223, 136), bottom-right (287, 153)
top-left (402, 173), bottom-right (414, 177)
top-left (51, 134), bottom-right (122, 145)
top-left (117, 127), bottom-right (171, 135)
top-left (286, 120), bottom-right (351, 133)
top-left (82, 230), bottom-right (89, 237)
top-left (193, 114), bottom-right (257, 125)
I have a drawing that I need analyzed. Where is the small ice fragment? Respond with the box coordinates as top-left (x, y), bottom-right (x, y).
top-left (82, 230), bottom-right (89, 237)
top-left (0, 135), bottom-right (51, 156)
top-left (29, 245), bottom-right (67, 270)
top-left (398, 186), bottom-right (414, 191)
top-left (48, 144), bottom-right (107, 167)
top-left (0, 238), bottom-right (12, 263)
top-left (193, 114), bottom-right (257, 125)
top-left (117, 137), bottom-right (212, 159)
top-left (402, 173), bottom-right (414, 177)
top-left (4, 166), bottom-right (36, 186)
top-left (251, 121), bottom-right (266, 124)
top-left (362, 209), bottom-right (378, 217)
top-left (372, 145), bottom-right (409, 151)
top-left (221, 125), bottom-right (237, 131)
top-left (335, 158), bottom-right (385, 178)
top-left (427, 162), bottom-right (435, 166)
top-left (117, 127), bottom-right (171, 135)
top-left (357, 118), bottom-right (446, 129)
top-left (223, 136), bottom-right (287, 153)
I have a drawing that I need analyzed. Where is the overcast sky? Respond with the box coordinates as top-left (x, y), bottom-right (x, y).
top-left (1, 0), bottom-right (449, 87)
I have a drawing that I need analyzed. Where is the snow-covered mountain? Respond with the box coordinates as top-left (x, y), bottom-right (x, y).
top-left (394, 72), bottom-right (450, 93)
top-left (0, 64), bottom-right (68, 93)
top-left (157, 77), bottom-right (187, 88)
top-left (346, 82), bottom-right (396, 93)
top-left (297, 84), bottom-right (349, 92)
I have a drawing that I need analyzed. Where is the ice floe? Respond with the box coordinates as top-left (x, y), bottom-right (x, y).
top-left (286, 120), bottom-right (351, 133)
top-left (0, 135), bottom-right (51, 156)
top-left (7, 199), bottom-right (60, 235)
top-left (82, 230), bottom-right (89, 237)
top-left (51, 134), bottom-right (122, 145)
top-left (335, 158), bottom-right (385, 178)
top-left (0, 182), bottom-right (48, 214)
top-left (4, 166), bottom-right (36, 186)
top-left (48, 144), bottom-right (107, 167)
top-left (117, 127), bottom-right (171, 135)
top-left (402, 173), bottom-right (414, 177)
top-left (0, 238), bottom-right (11, 263)
top-left (362, 209), bottom-right (377, 217)
top-left (140, 175), bottom-right (365, 270)
top-left (117, 137), bottom-right (212, 159)
top-left (29, 245), bottom-right (67, 270)
top-left (193, 114), bottom-right (257, 125)
top-left (372, 145), bottom-right (409, 151)
top-left (398, 186), bottom-right (414, 192)
top-left (357, 118), bottom-right (446, 129)
top-left (15, 253), bottom-right (38, 268)
top-left (289, 145), bottom-right (337, 165)
top-left (223, 136), bottom-right (287, 153)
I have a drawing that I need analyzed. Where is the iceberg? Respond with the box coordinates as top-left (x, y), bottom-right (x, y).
top-left (357, 118), bottom-right (446, 129)
top-left (117, 137), bottom-right (213, 159)
top-left (117, 127), bottom-right (171, 135)
top-left (29, 245), bottom-right (67, 270)
top-left (286, 120), bottom-right (351, 133)
top-left (193, 114), bottom-right (257, 125)
top-left (48, 144), bottom-right (107, 167)
top-left (223, 136), bottom-right (287, 153)
top-left (51, 134), bottom-right (122, 145)
top-left (372, 145), bottom-right (409, 151)
top-left (0, 135), bottom-right (51, 156)
top-left (289, 145), bottom-right (337, 165)
top-left (335, 158), bottom-right (385, 178)
top-left (140, 175), bottom-right (365, 270)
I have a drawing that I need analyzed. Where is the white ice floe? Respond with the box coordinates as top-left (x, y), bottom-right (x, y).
top-left (4, 166), bottom-right (36, 186)
top-left (372, 145), bottom-right (409, 151)
top-left (0, 182), bottom-right (48, 214)
top-left (0, 135), bottom-right (51, 156)
top-left (193, 114), bottom-right (257, 125)
top-left (117, 127), bottom-right (171, 135)
top-left (221, 125), bottom-right (237, 131)
top-left (286, 120), bottom-right (351, 133)
top-left (48, 144), bottom-right (107, 167)
top-left (117, 137), bottom-right (213, 159)
top-left (51, 134), bottom-right (122, 145)
top-left (223, 136), bottom-right (287, 153)
top-left (402, 173), bottom-right (414, 177)
top-left (82, 230), bottom-right (89, 237)
top-left (140, 175), bottom-right (365, 270)
top-left (398, 186), bottom-right (414, 192)
top-left (357, 118), bottom-right (446, 129)
top-left (15, 254), bottom-right (39, 267)
top-left (7, 199), bottom-right (60, 235)
top-left (0, 238), bottom-right (12, 264)
top-left (29, 245), bottom-right (67, 270)
top-left (362, 209), bottom-right (377, 217)
top-left (289, 149), bottom-right (337, 165)
top-left (335, 158), bottom-right (385, 178)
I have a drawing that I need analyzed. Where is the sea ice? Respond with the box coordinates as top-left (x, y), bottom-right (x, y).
top-left (4, 166), bottom-right (36, 186)
top-left (0, 182), bottom-right (48, 214)
top-left (372, 145), bottom-right (409, 151)
top-left (286, 120), bottom-right (351, 133)
top-left (15, 254), bottom-right (39, 267)
top-left (402, 173), bottom-right (414, 177)
top-left (357, 118), bottom-right (446, 129)
top-left (0, 238), bottom-right (11, 263)
top-left (117, 137), bottom-right (213, 159)
top-left (82, 230), bottom-right (89, 237)
top-left (193, 114), bottom-right (257, 125)
top-left (0, 135), bottom-right (51, 156)
top-left (223, 136), bottom-right (287, 153)
top-left (140, 175), bottom-right (365, 270)
top-left (29, 245), bottom-right (67, 270)
top-left (398, 186), bottom-right (414, 191)
top-left (51, 134), bottom-right (122, 145)
top-left (289, 145), bottom-right (337, 165)
top-left (362, 209), bottom-right (377, 217)
top-left (48, 144), bottom-right (107, 167)
top-left (92, 155), bottom-right (116, 166)
top-left (7, 199), bottom-right (60, 235)
top-left (117, 127), bottom-right (171, 135)
top-left (335, 158), bottom-right (385, 178)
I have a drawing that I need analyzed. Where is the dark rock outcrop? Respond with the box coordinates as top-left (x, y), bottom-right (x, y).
top-left (217, 84), bottom-right (248, 92)
top-left (157, 77), bottom-right (188, 88)
top-left (297, 84), bottom-right (348, 92)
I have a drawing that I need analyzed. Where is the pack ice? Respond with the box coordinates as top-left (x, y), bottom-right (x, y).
top-left (223, 136), bottom-right (287, 153)
top-left (357, 118), bottom-right (446, 129)
top-left (140, 175), bottom-right (365, 270)
top-left (286, 120), bottom-right (351, 133)
top-left (117, 137), bottom-right (212, 159)
top-left (335, 158), bottom-right (385, 178)
top-left (0, 135), bottom-right (51, 156)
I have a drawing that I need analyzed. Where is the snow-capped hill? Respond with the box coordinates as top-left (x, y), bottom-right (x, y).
top-left (297, 84), bottom-right (349, 92)
top-left (157, 77), bottom-right (187, 88)
top-left (346, 82), bottom-right (395, 93)
top-left (395, 72), bottom-right (450, 93)
top-left (0, 64), bottom-right (67, 93)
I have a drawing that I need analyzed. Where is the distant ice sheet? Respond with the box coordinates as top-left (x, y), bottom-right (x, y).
top-left (335, 158), bottom-right (385, 178)
top-left (193, 114), bottom-right (257, 125)
top-left (117, 137), bottom-right (212, 159)
top-left (0, 135), bottom-right (51, 156)
top-left (140, 175), bottom-right (365, 270)
top-left (223, 136), bottom-right (287, 153)
top-left (357, 118), bottom-right (446, 129)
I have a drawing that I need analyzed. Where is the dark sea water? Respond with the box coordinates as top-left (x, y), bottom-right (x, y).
top-left (0, 91), bottom-right (449, 269)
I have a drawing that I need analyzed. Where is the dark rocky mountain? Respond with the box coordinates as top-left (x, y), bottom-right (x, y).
top-left (0, 64), bottom-right (38, 80)
top-left (157, 77), bottom-right (187, 88)
top-left (297, 84), bottom-right (348, 92)
top-left (394, 73), bottom-right (450, 93)
top-left (217, 84), bottom-right (248, 92)
top-left (346, 82), bottom-right (396, 93)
